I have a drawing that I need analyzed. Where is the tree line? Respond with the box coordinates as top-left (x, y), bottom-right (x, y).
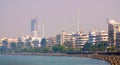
top-left (0, 40), bottom-right (118, 53)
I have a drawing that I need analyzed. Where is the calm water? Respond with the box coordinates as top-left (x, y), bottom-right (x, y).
top-left (0, 55), bottom-right (110, 65)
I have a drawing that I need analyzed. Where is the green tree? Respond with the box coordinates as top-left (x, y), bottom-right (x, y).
top-left (33, 47), bottom-right (41, 53)
top-left (98, 43), bottom-right (105, 51)
top-left (52, 44), bottom-right (67, 52)
top-left (107, 45), bottom-right (116, 52)
top-left (42, 47), bottom-right (50, 52)
top-left (52, 45), bottom-right (59, 52)
top-left (96, 41), bottom-right (108, 51)
top-left (11, 42), bottom-right (17, 48)
top-left (41, 38), bottom-right (47, 47)
top-left (67, 47), bottom-right (75, 52)
top-left (83, 42), bottom-right (93, 51)
top-left (10, 42), bottom-right (17, 53)
top-left (64, 41), bottom-right (73, 48)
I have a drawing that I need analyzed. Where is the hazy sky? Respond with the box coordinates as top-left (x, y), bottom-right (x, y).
top-left (0, 0), bottom-right (120, 38)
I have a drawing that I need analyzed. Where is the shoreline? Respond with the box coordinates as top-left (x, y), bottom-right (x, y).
top-left (1, 53), bottom-right (120, 65)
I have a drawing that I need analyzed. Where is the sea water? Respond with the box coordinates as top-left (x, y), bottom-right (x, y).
top-left (0, 55), bottom-right (110, 65)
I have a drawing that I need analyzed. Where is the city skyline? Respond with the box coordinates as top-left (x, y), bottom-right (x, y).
top-left (0, 0), bottom-right (120, 37)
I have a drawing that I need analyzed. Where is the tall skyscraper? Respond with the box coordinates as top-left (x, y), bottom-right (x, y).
top-left (31, 18), bottom-right (39, 37)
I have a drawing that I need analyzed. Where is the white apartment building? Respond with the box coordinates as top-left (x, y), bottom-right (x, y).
top-left (56, 31), bottom-right (72, 45)
top-left (18, 35), bottom-right (41, 48)
top-left (108, 19), bottom-right (120, 47)
top-left (88, 30), bottom-right (108, 45)
top-left (75, 33), bottom-right (89, 50)
top-left (0, 37), bottom-right (18, 49)
top-left (88, 31), bottom-right (97, 45)
top-left (46, 37), bottom-right (57, 49)
top-left (97, 31), bottom-right (108, 42)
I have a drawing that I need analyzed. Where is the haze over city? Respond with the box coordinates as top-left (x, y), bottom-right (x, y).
top-left (0, 0), bottom-right (120, 37)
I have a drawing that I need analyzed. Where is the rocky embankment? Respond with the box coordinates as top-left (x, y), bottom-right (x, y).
top-left (89, 54), bottom-right (120, 65)
top-left (2, 53), bottom-right (120, 65)
top-left (66, 54), bottom-right (120, 65)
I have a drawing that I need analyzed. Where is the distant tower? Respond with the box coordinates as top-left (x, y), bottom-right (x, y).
top-left (31, 18), bottom-right (39, 37)
top-left (77, 18), bottom-right (80, 32)
top-left (42, 18), bottom-right (45, 38)
top-left (77, 12), bottom-right (80, 34)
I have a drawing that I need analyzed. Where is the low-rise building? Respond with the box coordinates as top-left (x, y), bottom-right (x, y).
top-left (74, 33), bottom-right (89, 50)
top-left (97, 31), bottom-right (108, 42)
top-left (88, 31), bottom-right (97, 45)
top-left (88, 30), bottom-right (108, 45)
top-left (56, 31), bottom-right (72, 45)
top-left (46, 37), bottom-right (57, 50)
top-left (18, 35), bottom-right (41, 48)
top-left (0, 37), bottom-right (18, 50)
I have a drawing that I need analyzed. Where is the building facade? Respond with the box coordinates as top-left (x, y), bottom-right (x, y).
top-left (116, 32), bottom-right (120, 49)
top-left (18, 35), bottom-right (41, 48)
top-left (88, 31), bottom-right (97, 45)
top-left (31, 18), bottom-right (39, 37)
top-left (0, 37), bottom-right (18, 51)
top-left (46, 37), bottom-right (57, 50)
top-left (74, 33), bottom-right (89, 50)
top-left (108, 19), bottom-right (120, 47)
top-left (88, 30), bottom-right (108, 45)
top-left (56, 31), bottom-right (72, 45)
top-left (97, 31), bottom-right (108, 42)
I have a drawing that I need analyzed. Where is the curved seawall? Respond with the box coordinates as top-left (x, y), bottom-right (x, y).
top-left (2, 53), bottom-right (120, 65)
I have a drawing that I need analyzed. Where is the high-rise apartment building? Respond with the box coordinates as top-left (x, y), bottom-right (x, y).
top-left (108, 19), bottom-right (120, 47)
top-left (116, 32), bottom-right (120, 49)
